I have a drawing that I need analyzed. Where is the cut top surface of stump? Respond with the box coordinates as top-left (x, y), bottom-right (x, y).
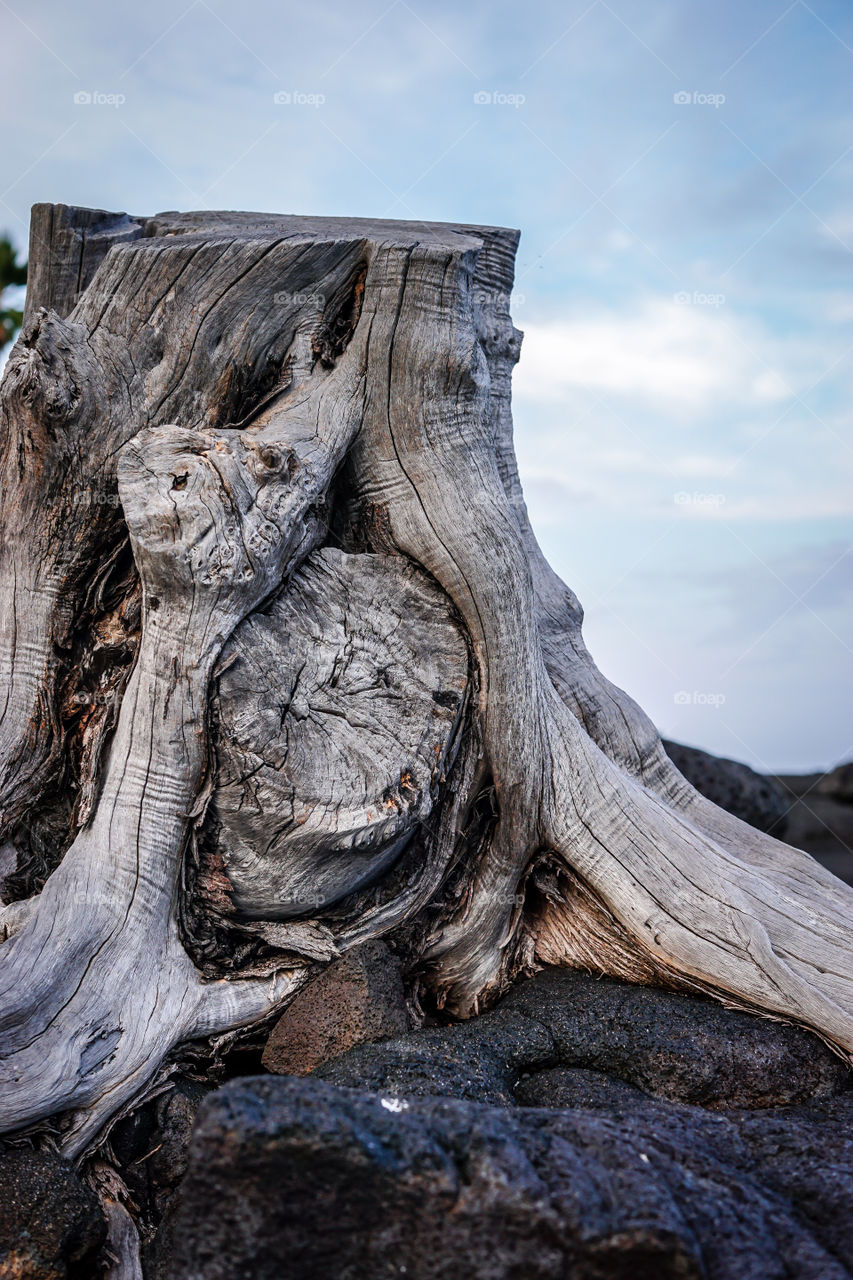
top-left (25, 203), bottom-right (521, 323)
top-left (141, 209), bottom-right (519, 248)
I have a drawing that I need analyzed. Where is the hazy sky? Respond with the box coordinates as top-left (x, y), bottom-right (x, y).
top-left (1, 0), bottom-right (851, 771)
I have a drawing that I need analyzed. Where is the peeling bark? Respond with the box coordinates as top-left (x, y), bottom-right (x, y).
top-left (0, 205), bottom-right (851, 1158)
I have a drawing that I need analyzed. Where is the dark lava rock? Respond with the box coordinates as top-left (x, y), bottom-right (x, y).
top-left (663, 739), bottom-right (789, 835)
top-left (818, 761), bottom-right (853, 805)
top-left (138, 1080), bottom-right (216, 1280)
top-left (154, 969), bottom-right (852, 1279)
top-left (776, 770), bottom-right (853, 887)
top-left (159, 1076), bottom-right (853, 1280)
top-left (110, 1078), bottom-right (212, 1224)
top-left (261, 939), bottom-right (408, 1076)
top-left (146, 1080), bottom-right (213, 1218)
top-left (514, 1065), bottom-right (663, 1110)
top-left (319, 967), bottom-right (850, 1110)
top-left (0, 1147), bottom-right (106, 1279)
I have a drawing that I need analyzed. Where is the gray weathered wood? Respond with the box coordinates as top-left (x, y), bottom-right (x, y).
top-left (0, 205), bottom-right (851, 1165)
top-left (23, 203), bottom-right (147, 325)
top-left (208, 548), bottom-right (467, 921)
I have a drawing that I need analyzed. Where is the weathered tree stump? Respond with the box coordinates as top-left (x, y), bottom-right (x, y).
top-left (0, 205), bottom-right (851, 1169)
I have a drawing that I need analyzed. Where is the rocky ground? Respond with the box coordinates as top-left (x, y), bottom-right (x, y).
top-left (1, 751), bottom-right (852, 1279)
top-left (774, 763), bottom-right (853, 887)
top-left (154, 962), bottom-right (853, 1278)
top-left (663, 743), bottom-right (853, 887)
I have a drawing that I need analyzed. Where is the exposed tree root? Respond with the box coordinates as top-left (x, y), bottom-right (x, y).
top-left (0, 208), bottom-right (850, 1158)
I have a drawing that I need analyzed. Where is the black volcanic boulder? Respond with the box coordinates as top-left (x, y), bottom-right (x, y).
top-left (153, 970), bottom-right (853, 1279)
top-left (318, 967), bottom-right (849, 1110)
top-left (157, 1077), bottom-right (853, 1280)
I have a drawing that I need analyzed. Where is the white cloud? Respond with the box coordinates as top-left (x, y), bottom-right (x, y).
top-left (825, 293), bottom-right (853, 324)
top-left (718, 540), bottom-right (853, 618)
top-left (595, 449), bottom-right (739, 478)
top-left (514, 300), bottom-right (793, 411)
top-left (521, 472), bottom-right (595, 525)
top-left (820, 212), bottom-right (853, 250)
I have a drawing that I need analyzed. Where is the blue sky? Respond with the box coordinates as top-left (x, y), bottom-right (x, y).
top-left (1, 0), bottom-right (851, 771)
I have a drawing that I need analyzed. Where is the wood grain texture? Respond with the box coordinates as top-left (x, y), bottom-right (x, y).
top-left (209, 548), bottom-right (467, 920)
top-left (0, 205), bottom-right (850, 1162)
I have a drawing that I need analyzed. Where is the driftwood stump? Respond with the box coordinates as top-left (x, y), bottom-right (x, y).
top-left (0, 205), bottom-right (851, 1162)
